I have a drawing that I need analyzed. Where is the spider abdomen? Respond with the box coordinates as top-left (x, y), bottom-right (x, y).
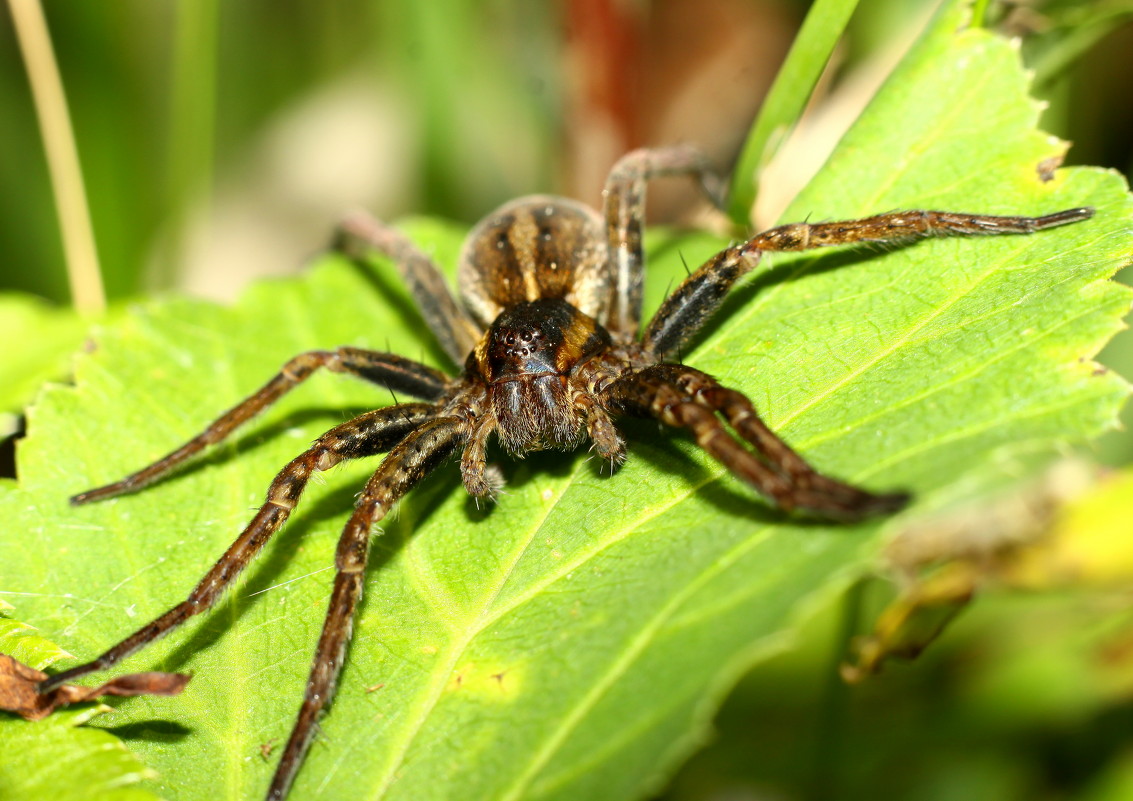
top-left (458, 196), bottom-right (611, 327)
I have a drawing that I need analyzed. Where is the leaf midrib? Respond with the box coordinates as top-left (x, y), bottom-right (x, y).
top-left (358, 453), bottom-right (590, 798)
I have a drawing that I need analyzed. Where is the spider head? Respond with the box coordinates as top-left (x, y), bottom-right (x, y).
top-left (474, 298), bottom-right (610, 453)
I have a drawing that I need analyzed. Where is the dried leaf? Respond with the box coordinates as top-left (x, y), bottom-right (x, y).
top-left (0, 653), bottom-right (189, 721)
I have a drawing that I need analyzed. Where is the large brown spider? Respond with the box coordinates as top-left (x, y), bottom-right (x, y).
top-left (36, 145), bottom-right (1092, 800)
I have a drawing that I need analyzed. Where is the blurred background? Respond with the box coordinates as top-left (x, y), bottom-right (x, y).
top-left (3, 1), bottom-right (1128, 302)
top-left (2, 1), bottom-right (1133, 799)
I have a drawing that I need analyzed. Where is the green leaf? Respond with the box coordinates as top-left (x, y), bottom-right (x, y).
top-left (0, 705), bottom-right (164, 801)
top-left (1, 3), bottom-right (1130, 801)
top-left (0, 601), bottom-right (74, 672)
top-left (0, 295), bottom-right (90, 437)
top-left (0, 606), bottom-right (164, 801)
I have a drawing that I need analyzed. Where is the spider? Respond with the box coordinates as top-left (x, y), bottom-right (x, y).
top-left (35, 145), bottom-right (1092, 800)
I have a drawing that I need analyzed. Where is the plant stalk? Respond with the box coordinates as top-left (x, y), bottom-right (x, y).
top-left (8, 0), bottom-right (105, 314)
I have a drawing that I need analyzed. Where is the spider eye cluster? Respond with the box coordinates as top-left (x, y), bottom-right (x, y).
top-left (502, 329), bottom-right (544, 357)
top-left (475, 297), bottom-right (611, 396)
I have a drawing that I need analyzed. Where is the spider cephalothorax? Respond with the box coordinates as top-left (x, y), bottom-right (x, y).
top-left (473, 297), bottom-right (611, 453)
top-left (35, 145), bottom-right (1092, 800)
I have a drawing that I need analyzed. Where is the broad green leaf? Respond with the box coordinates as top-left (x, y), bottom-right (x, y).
top-left (0, 600), bottom-right (74, 671)
top-left (0, 706), bottom-right (164, 801)
top-left (1, 3), bottom-right (1131, 801)
top-left (0, 606), bottom-right (164, 801)
top-left (0, 295), bottom-right (89, 437)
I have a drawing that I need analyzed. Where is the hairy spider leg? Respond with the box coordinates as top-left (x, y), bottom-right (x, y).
top-left (266, 416), bottom-right (465, 801)
top-left (37, 404), bottom-right (436, 694)
top-left (573, 391), bottom-right (626, 466)
top-left (694, 381), bottom-right (882, 504)
top-left (643, 206), bottom-right (1095, 359)
top-left (336, 210), bottom-right (483, 364)
top-left (602, 144), bottom-right (725, 340)
top-left (71, 348), bottom-right (448, 504)
top-left (603, 365), bottom-right (906, 520)
top-left (458, 410), bottom-right (497, 497)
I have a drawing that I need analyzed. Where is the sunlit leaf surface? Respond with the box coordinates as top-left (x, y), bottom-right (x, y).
top-left (0, 295), bottom-right (89, 437)
top-left (0, 607), bottom-right (163, 801)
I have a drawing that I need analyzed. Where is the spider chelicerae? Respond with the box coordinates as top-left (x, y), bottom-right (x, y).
top-left (36, 145), bottom-right (1092, 800)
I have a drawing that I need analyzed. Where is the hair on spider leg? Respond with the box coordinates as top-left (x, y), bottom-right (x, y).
top-left (307, 469), bottom-right (330, 488)
top-left (32, 144), bottom-right (1097, 801)
top-left (468, 463), bottom-right (507, 513)
top-left (482, 463), bottom-right (507, 495)
top-left (592, 451), bottom-right (626, 478)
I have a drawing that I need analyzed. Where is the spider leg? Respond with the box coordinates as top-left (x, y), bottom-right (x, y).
top-left (73, 348), bottom-right (449, 503)
top-left (643, 206), bottom-right (1094, 359)
top-left (603, 145), bottom-right (725, 339)
top-left (38, 404), bottom-right (435, 693)
top-left (336, 209), bottom-right (482, 365)
top-left (265, 416), bottom-right (464, 801)
top-left (575, 392), bottom-right (626, 466)
top-left (459, 411), bottom-right (497, 497)
top-left (602, 364), bottom-right (907, 521)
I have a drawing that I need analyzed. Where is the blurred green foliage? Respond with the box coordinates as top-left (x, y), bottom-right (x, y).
top-left (0, 0), bottom-right (563, 302)
top-left (2, 0), bottom-right (1130, 301)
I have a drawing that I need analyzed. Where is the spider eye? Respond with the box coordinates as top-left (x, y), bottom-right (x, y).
top-left (538, 226), bottom-right (553, 242)
top-left (495, 230), bottom-right (508, 249)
